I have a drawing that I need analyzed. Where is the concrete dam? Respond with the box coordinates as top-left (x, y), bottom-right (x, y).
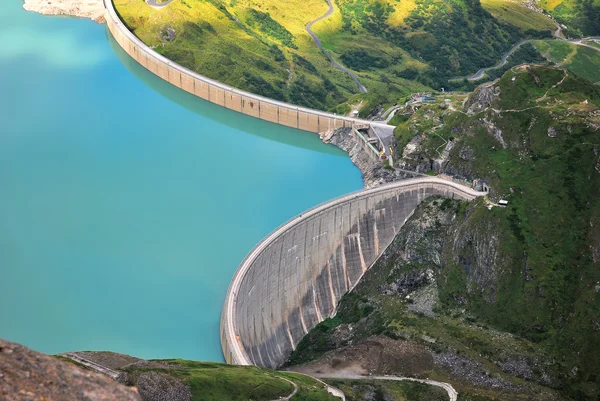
top-left (221, 177), bottom-right (486, 368)
top-left (103, 0), bottom-right (394, 134)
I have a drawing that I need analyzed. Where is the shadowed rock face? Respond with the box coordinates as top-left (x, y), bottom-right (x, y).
top-left (0, 339), bottom-right (141, 401)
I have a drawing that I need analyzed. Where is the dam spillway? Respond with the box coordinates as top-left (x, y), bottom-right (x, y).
top-left (221, 177), bottom-right (486, 368)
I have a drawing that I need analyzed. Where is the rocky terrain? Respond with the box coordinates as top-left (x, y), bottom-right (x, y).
top-left (1, 346), bottom-right (340, 401)
top-left (0, 339), bottom-right (141, 401)
top-left (289, 66), bottom-right (600, 401)
top-left (321, 127), bottom-right (421, 188)
top-left (23, 0), bottom-right (106, 23)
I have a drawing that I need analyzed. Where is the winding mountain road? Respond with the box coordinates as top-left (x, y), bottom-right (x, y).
top-left (145, 0), bottom-right (174, 8)
top-left (466, 39), bottom-right (533, 81)
top-left (305, 0), bottom-right (367, 93)
top-left (456, 36), bottom-right (600, 82)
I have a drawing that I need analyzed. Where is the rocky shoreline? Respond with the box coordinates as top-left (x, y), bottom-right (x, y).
top-left (321, 127), bottom-right (419, 188)
top-left (23, 0), bottom-right (106, 23)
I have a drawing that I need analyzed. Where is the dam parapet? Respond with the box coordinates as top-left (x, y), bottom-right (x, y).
top-left (221, 177), bottom-right (486, 368)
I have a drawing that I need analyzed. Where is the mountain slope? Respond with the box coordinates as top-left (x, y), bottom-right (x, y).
top-left (539, 0), bottom-right (600, 36)
top-left (114, 0), bottom-right (556, 112)
top-left (288, 66), bottom-right (600, 401)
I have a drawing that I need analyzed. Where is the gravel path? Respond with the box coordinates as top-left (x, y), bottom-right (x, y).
top-left (313, 373), bottom-right (458, 401)
top-left (305, 0), bottom-right (367, 93)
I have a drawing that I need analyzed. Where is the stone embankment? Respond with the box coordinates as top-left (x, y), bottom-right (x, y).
top-left (221, 177), bottom-right (486, 368)
top-left (0, 340), bottom-right (141, 401)
top-left (23, 0), bottom-right (106, 23)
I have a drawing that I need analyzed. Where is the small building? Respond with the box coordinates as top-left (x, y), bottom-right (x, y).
top-left (411, 93), bottom-right (436, 103)
top-left (498, 200), bottom-right (509, 206)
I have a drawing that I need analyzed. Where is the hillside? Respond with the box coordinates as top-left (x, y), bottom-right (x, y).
top-left (57, 350), bottom-right (341, 401)
top-left (539, 0), bottom-right (600, 36)
top-left (287, 66), bottom-right (600, 401)
top-left (113, 0), bottom-right (557, 113)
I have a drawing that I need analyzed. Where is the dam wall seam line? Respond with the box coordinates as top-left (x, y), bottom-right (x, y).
top-left (221, 177), bottom-right (486, 366)
top-left (103, 0), bottom-right (393, 133)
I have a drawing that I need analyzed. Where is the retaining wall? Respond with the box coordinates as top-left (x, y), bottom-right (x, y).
top-left (221, 177), bottom-right (486, 368)
top-left (351, 128), bottom-right (381, 162)
top-left (103, 0), bottom-right (390, 133)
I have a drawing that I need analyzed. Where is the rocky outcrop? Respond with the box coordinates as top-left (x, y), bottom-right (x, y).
top-left (117, 359), bottom-right (191, 401)
top-left (23, 0), bottom-right (106, 23)
top-left (322, 127), bottom-right (421, 188)
top-left (464, 82), bottom-right (500, 115)
top-left (126, 371), bottom-right (191, 401)
top-left (0, 339), bottom-right (141, 401)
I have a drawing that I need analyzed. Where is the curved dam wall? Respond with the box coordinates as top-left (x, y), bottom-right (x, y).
top-left (221, 177), bottom-right (486, 368)
top-left (103, 0), bottom-right (387, 133)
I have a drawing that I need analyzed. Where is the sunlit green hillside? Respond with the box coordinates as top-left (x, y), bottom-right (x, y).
top-left (540, 0), bottom-right (600, 36)
top-left (114, 0), bottom-right (560, 112)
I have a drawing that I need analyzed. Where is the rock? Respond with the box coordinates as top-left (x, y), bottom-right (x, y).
top-left (547, 126), bottom-right (558, 138)
top-left (135, 372), bottom-right (191, 401)
top-left (433, 350), bottom-right (519, 391)
top-left (465, 83), bottom-right (500, 115)
top-left (459, 146), bottom-right (475, 161)
top-left (0, 339), bottom-right (141, 401)
top-left (320, 128), bottom-right (411, 188)
top-left (380, 269), bottom-right (432, 296)
top-left (23, 0), bottom-right (106, 23)
top-left (160, 25), bottom-right (177, 42)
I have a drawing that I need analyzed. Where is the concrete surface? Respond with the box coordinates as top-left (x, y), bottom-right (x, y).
top-left (221, 177), bottom-right (486, 368)
top-left (103, 0), bottom-right (391, 134)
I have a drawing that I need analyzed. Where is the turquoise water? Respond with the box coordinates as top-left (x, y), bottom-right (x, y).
top-left (0, 2), bottom-right (362, 361)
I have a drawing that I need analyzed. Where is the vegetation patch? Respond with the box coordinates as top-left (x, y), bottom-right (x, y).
top-left (324, 379), bottom-right (449, 401)
top-left (289, 66), bottom-right (600, 401)
top-left (113, 0), bottom-right (562, 115)
top-left (119, 359), bottom-right (339, 401)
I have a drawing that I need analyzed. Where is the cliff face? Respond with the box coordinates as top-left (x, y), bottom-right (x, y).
top-left (0, 340), bottom-right (141, 401)
top-left (289, 66), bottom-right (600, 401)
top-left (321, 127), bottom-right (419, 188)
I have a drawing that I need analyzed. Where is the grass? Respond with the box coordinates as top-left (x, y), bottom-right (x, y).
top-left (113, 0), bottom-right (560, 115)
top-left (289, 66), bottom-right (600, 401)
top-left (534, 40), bottom-right (600, 83)
top-left (539, 0), bottom-right (600, 36)
top-left (481, 0), bottom-right (556, 31)
top-left (120, 359), bottom-right (339, 401)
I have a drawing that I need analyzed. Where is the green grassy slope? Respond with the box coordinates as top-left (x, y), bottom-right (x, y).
top-left (114, 0), bottom-right (557, 113)
top-left (119, 359), bottom-right (339, 401)
top-left (539, 0), bottom-right (600, 36)
top-left (535, 40), bottom-right (600, 83)
top-left (288, 66), bottom-right (600, 401)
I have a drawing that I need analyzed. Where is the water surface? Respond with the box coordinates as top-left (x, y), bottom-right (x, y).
top-left (0, 1), bottom-right (362, 361)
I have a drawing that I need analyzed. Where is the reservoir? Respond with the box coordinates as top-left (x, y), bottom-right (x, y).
top-left (0, 1), bottom-right (362, 361)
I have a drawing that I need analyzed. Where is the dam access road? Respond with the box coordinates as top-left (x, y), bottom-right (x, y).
top-left (305, 0), bottom-right (368, 93)
top-left (221, 177), bottom-right (486, 369)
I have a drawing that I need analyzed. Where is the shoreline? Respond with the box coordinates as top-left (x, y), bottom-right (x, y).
top-left (23, 0), bottom-right (397, 189)
top-left (23, 0), bottom-right (106, 23)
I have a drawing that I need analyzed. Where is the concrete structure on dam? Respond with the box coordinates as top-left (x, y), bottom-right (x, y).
top-left (102, 0), bottom-right (393, 135)
top-left (221, 177), bottom-right (486, 368)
